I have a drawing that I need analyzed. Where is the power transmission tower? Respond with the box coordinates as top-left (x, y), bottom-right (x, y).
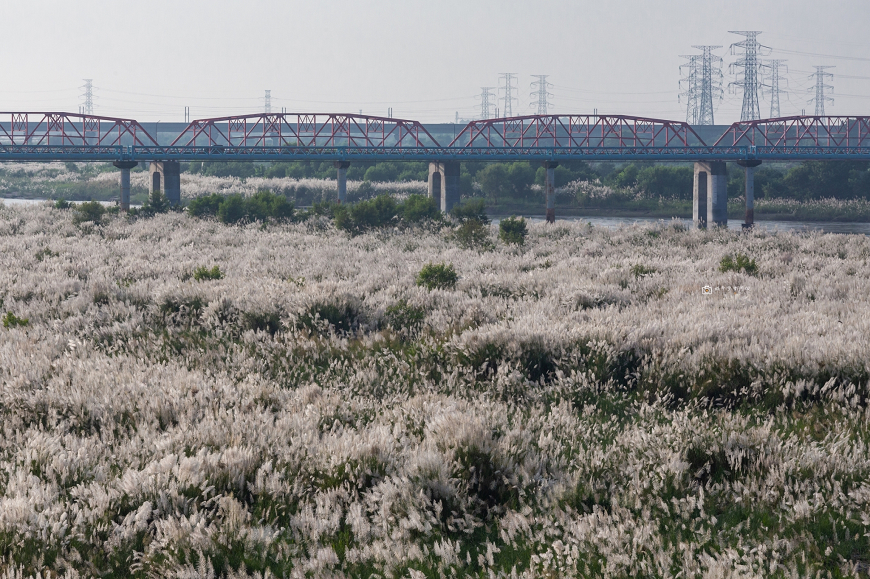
top-left (679, 54), bottom-right (700, 124)
top-left (264, 90), bottom-right (271, 114)
top-left (762, 59), bottom-right (788, 118)
top-left (693, 45), bottom-right (723, 125)
top-left (477, 87), bottom-right (496, 119)
top-left (499, 73), bottom-right (517, 117)
top-left (80, 79), bottom-right (94, 115)
top-left (729, 31), bottom-right (768, 121)
top-left (808, 66), bottom-right (834, 116)
top-left (530, 75), bottom-right (553, 115)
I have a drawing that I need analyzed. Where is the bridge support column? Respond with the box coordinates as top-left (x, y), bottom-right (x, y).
top-left (149, 161), bottom-right (181, 206)
top-left (543, 161), bottom-right (558, 223)
top-left (334, 161), bottom-right (350, 203)
top-left (694, 161), bottom-right (727, 228)
top-left (113, 161), bottom-right (138, 211)
top-left (428, 161), bottom-right (460, 213)
top-left (737, 160), bottom-right (762, 228)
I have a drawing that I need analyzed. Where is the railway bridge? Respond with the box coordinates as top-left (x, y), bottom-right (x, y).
top-left (2, 112), bottom-right (870, 226)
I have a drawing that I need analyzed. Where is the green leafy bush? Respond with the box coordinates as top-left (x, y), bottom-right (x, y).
top-left (189, 191), bottom-right (295, 224)
top-left (400, 194), bottom-right (440, 223)
top-left (453, 220), bottom-right (492, 250)
top-left (334, 194), bottom-right (399, 233)
top-left (719, 253), bottom-right (758, 275)
top-left (498, 216), bottom-right (527, 246)
top-left (72, 201), bottom-right (107, 225)
top-left (3, 312), bottom-right (29, 328)
top-left (187, 194), bottom-right (224, 218)
top-left (384, 299), bottom-right (426, 333)
top-left (450, 199), bottom-right (490, 224)
top-left (193, 265), bottom-right (223, 281)
top-left (416, 262), bottom-right (458, 291)
top-left (53, 198), bottom-right (71, 210)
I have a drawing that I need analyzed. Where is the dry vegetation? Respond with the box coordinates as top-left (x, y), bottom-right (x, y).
top-left (1, 202), bottom-right (869, 578)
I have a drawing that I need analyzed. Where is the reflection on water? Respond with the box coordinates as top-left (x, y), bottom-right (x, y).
top-left (492, 215), bottom-right (870, 235)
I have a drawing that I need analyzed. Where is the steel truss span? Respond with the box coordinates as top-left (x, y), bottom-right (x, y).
top-left (1, 112), bottom-right (870, 162)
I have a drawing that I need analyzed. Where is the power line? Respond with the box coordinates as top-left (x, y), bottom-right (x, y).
top-left (499, 73), bottom-right (517, 117)
top-left (530, 75), bottom-right (553, 115)
top-left (264, 90), bottom-right (271, 114)
top-left (679, 54), bottom-right (700, 124)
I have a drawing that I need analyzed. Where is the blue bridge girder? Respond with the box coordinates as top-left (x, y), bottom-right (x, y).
top-left (2, 145), bottom-right (870, 163)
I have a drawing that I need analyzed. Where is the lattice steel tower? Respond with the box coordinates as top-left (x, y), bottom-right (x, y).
top-left (693, 45), bottom-right (723, 125)
top-left (499, 73), bottom-right (517, 117)
top-left (729, 31), bottom-right (766, 121)
top-left (264, 90), bottom-right (272, 114)
top-left (478, 87), bottom-right (496, 119)
top-left (679, 55), bottom-right (700, 124)
top-left (81, 79), bottom-right (94, 115)
top-left (808, 66), bottom-right (834, 116)
top-left (530, 75), bottom-right (553, 115)
top-left (763, 60), bottom-right (788, 118)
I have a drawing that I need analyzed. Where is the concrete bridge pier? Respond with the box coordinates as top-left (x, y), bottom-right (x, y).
top-left (543, 161), bottom-right (558, 223)
top-left (334, 161), bottom-right (350, 203)
top-left (112, 161), bottom-right (138, 211)
top-left (428, 161), bottom-right (460, 213)
top-left (693, 161), bottom-right (727, 228)
top-left (149, 161), bottom-right (181, 206)
top-left (737, 160), bottom-right (762, 228)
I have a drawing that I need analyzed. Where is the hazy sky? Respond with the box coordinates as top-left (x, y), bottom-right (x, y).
top-left (3, 0), bottom-right (869, 123)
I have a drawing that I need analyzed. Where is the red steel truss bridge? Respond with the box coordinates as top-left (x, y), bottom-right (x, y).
top-left (1, 112), bottom-right (870, 162)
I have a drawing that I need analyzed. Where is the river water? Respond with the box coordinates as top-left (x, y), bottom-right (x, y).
top-left (3, 199), bottom-right (868, 235)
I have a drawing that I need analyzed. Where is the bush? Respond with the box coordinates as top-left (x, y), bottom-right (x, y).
top-left (53, 198), bottom-right (71, 210)
top-left (400, 195), bottom-right (440, 223)
top-left (453, 220), bottom-right (492, 250)
top-left (719, 253), bottom-right (758, 275)
top-left (193, 265), bottom-right (223, 281)
top-left (416, 262), bottom-right (458, 291)
top-left (3, 312), bottom-right (28, 328)
top-left (334, 194), bottom-right (399, 234)
top-left (498, 216), bottom-right (527, 246)
top-left (187, 194), bottom-right (224, 218)
top-left (631, 264), bottom-right (657, 278)
top-left (143, 190), bottom-right (171, 215)
top-left (217, 195), bottom-right (247, 224)
top-left (384, 299), bottom-right (426, 333)
top-left (72, 201), bottom-right (106, 225)
top-left (450, 199), bottom-right (490, 224)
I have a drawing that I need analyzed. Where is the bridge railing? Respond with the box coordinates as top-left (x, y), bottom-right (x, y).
top-left (714, 116), bottom-right (870, 149)
top-left (169, 113), bottom-right (443, 148)
top-left (448, 115), bottom-right (709, 148)
top-left (0, 112), bottom-right (159, 147)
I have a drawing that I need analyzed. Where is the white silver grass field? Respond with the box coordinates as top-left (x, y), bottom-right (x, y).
top-left (0, 203), bottom-right (869, 578)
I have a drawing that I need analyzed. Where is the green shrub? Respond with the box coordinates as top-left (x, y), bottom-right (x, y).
top-left (217, 194), bottom-right (247, 224)
top-left (416, 262), bottom-right (458, 291)
top-left (72, 201), bottom-right (106, 225)
top-left (334, 194), bottom-right (399, 234)
top-left (385, 299), bottom-right (426, 333)
top-left (193, 265), bottom-right (223, 281)
top-left (53, 198), bottom-right (71, 210)
top-left (453, 220), bottom-right (493, 250)
top-left (300, 302), bottom-right (359, 334)
top-left (3, 312), bottom-right (29, 328)
top-left (498, 216), bottom-right (527, 246)
top-left (450, 199), bottom-right (490, 224)
top-left (187, 194), bottom-right (224, 218)
top-left (719, 253), bottom-right (758, 275)
top-left (246, 190), bottom-right (295, 221)
top-left (400, 194), bottom-right (440, 223)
